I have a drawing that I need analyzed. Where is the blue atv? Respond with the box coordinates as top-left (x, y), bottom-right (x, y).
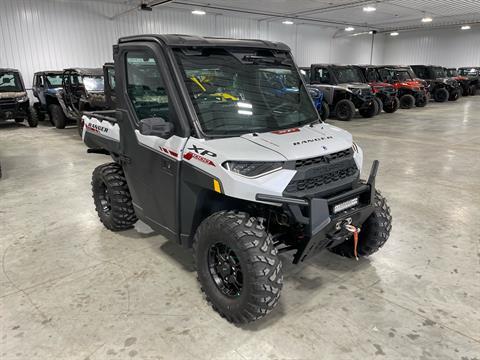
top-left (307, 85), bottom-right (330, 121)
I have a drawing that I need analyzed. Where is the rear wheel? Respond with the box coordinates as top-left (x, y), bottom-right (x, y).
top-left (448, 88), bottom-right (461, 101)
top-left (194, 211), bottom-right (283, 323)
top-left (374, 97), bottom-right (383, 115)
top-left (334, 99), bottom-right (355, 121)
top-left (77, 117), bottom-right (84, 137)
top-left (92, 162), bottom-right (137, 231)
top-left (49, 104), bottom-right (67, 129)
top-left (383, 97), bottom-right (400, 113)
top-left (468, 84), bottom-right (477, 96)
top-left (329, 191), bottom-right (392, 258)
top-left (434, 88), bottom-right (449, 102)
top-left (359, 100), bottom-right (378, 118)
top-left (27, 107), bottom-right (39, 127)
top-left (399, 94), bottom-right (415, 109)
top-left (415, 95), bottom-right (427, 107)
top-left (320, 101), bottom-right (330, 121)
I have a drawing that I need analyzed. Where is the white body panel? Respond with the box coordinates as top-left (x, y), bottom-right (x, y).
top-left (83, 112), bottom-right (363, 203)
top-left (82, 115), bottom-right (120, 142)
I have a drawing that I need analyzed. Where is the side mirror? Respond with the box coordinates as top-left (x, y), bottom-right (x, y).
top-left (308, 88), bottom-right (320, 98)
top-left (139, 117), bottom-right (174, 138)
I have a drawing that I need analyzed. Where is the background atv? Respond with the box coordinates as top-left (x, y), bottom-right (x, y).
top-left (457, 67), bottom-right (479, 95)
top-left (301, 64), bottom-right (378, 121)
top-left (37, 68), bottom-right (107, 132)
top-left (31, 70), bottom-right (64, 124)
top-left (410, 65), bottom-right (462, 102)
top-left (444, 68), bottom-right (476, 96)
top-left (305, 85), bottom-right (329, 120)
top-left (354, 65), bottom-right (400, 114)
top-left (82, 34), bottom-right (392, 324)
top-left (0, 68), bottom-right (37, 127)
top-left (376, 66), bottom-right (428, 109)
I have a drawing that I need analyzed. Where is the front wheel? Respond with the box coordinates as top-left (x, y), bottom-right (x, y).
top-left (399, 94), bottom-right (415, 109)
top-left (415, 95), bottom-right (427, 107)
top-left (383, 97), bottom-right (400, 113)
top-left (334, 99), bottom-right (356, 121)
top-left (329, 191), bottom-right (392, 258)
top-left (92, 162), bottom-right (137, 231)
top-left (49, 104), bottom-right (67, 129)
top-left (359, 99), bottom-right (378, 118)
top-left (194, 211), bottom-right (283, 323)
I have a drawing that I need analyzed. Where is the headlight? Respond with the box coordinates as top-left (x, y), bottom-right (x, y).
top-left (349, 88), bottom-right (361, 95)
top-left (223, 161), bottom-right (283, 177)
top-left (17, 95), bottom-right (29, 102)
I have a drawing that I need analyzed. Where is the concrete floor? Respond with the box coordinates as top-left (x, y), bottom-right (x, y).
top-left (1, 98), bottom-right (480, 360)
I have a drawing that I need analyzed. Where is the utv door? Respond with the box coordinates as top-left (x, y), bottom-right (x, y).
top-left (115, 43), bottom-right (189, 239)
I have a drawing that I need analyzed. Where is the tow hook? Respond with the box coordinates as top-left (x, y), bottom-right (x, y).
top-left (344, 224), bottom-right (361, 260)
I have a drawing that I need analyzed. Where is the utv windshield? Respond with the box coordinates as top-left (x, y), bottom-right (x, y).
top-left (46, 74), bottom-right (63, 87)
top-left (432, 67), bottom-right (446, 78)
top-left (0, 72), bottom-right (23, 92)
top-left (394, 70), bottom-right (413, 81)
top-left (333, 67), bottom-right (365, 83)
top-left (83, 76), bottom-right (104, 91)
top-left (458, 68), bottom-right (479, 76)
top-left (445, 69), bottom-right (458, 77)
top-left (174, 48), bottom-right (318, 136)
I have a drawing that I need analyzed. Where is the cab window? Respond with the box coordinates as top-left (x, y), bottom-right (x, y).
top-left (125, 51), bottom-right (170, 123)
top-left (314, 67), bottom-right (331, 84)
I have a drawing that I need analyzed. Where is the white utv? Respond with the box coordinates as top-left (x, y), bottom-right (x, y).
top-left (82, 34), bottom-right (392, 324)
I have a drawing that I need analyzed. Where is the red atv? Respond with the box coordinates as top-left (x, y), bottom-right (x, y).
top-left (355, 65), bottom-right (400, 114)
top-left (445, 68), bottom-right (477, 96)
top-left (375, 66), bottom-right (428, 109)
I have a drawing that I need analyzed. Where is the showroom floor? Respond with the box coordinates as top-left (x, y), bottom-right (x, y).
top-left (1, 98), bottom-right (479, 360)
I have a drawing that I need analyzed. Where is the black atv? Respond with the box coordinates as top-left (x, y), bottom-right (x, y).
top-left (444, 68), bottom-right (476, 96)
top-left (301, 64), bottom-right (378, 121)
top-left (457, 67), bottom-right (479, 95)
top-left (410, 65), bottom-right (462, 102)
top-left (0, 68), bottom-right (37, 127)
top-left (354, 65), bottom-right (400, 114)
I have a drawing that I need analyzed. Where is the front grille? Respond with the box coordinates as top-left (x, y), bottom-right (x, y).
top-left (295, 148), bottom-right (353, 169)
top-left (285, 148), bottom-right (359, 198)
top-left (287, 166), bottom-right (357, 192)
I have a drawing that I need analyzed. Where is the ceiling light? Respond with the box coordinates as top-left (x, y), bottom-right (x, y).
top-left (421, 16), bottom-right (433, 23)
top-left (282, 20), bottom-right (294, 25)
top-left (368, 31), bottom-right (373, 34)
top-left (192, 9), bottom-right (206, 15)
top-left (345, 26), bottom-right (355, 31)
top-left (461, 25), bottom-right (471, 30)
top-left (390, 32), bottom-right (399, 36)
top-left (363, 6), bottom-right (376, 12)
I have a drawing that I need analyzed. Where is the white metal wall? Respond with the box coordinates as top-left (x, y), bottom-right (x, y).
top-left (0, 0), bottom-right (334, 90)
top-left (331, 33), bottom-right (386, 65)
top-left (381, 28), bottom-right (480, 67)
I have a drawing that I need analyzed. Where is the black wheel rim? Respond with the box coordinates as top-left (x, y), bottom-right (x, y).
top-left (337, 103), bottom-right (349, 118)
top-left (208, 243), bottom-right (243, 298)
top-left (98, 183), bottom-right (111, 215)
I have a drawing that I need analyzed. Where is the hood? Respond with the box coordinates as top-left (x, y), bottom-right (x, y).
top-left (369, 81), bottom-right (394, 91)
top-left (0, 91), bottom-right (26, 99)
top-left (204, 124), bottom-right (352, 163)
top-left (397, 81), bottom-right (423, 88)
top-left (339, 82), bottom-right (371, 90)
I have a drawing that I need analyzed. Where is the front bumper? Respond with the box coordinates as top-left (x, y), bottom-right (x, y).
top-left (257, 160), bottom-right (379, 263)
top-left (0, 100), bottom-right (30, 121)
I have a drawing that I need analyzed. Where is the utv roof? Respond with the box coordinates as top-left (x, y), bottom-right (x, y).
top-left (64, 68), bottom-right (104, 76)
top-left (35, 70), bottom-right (63, 75)
top-left (118, 34), bottom-right (290, 51)
top-left (0, 68), bottom-right (20, 73)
